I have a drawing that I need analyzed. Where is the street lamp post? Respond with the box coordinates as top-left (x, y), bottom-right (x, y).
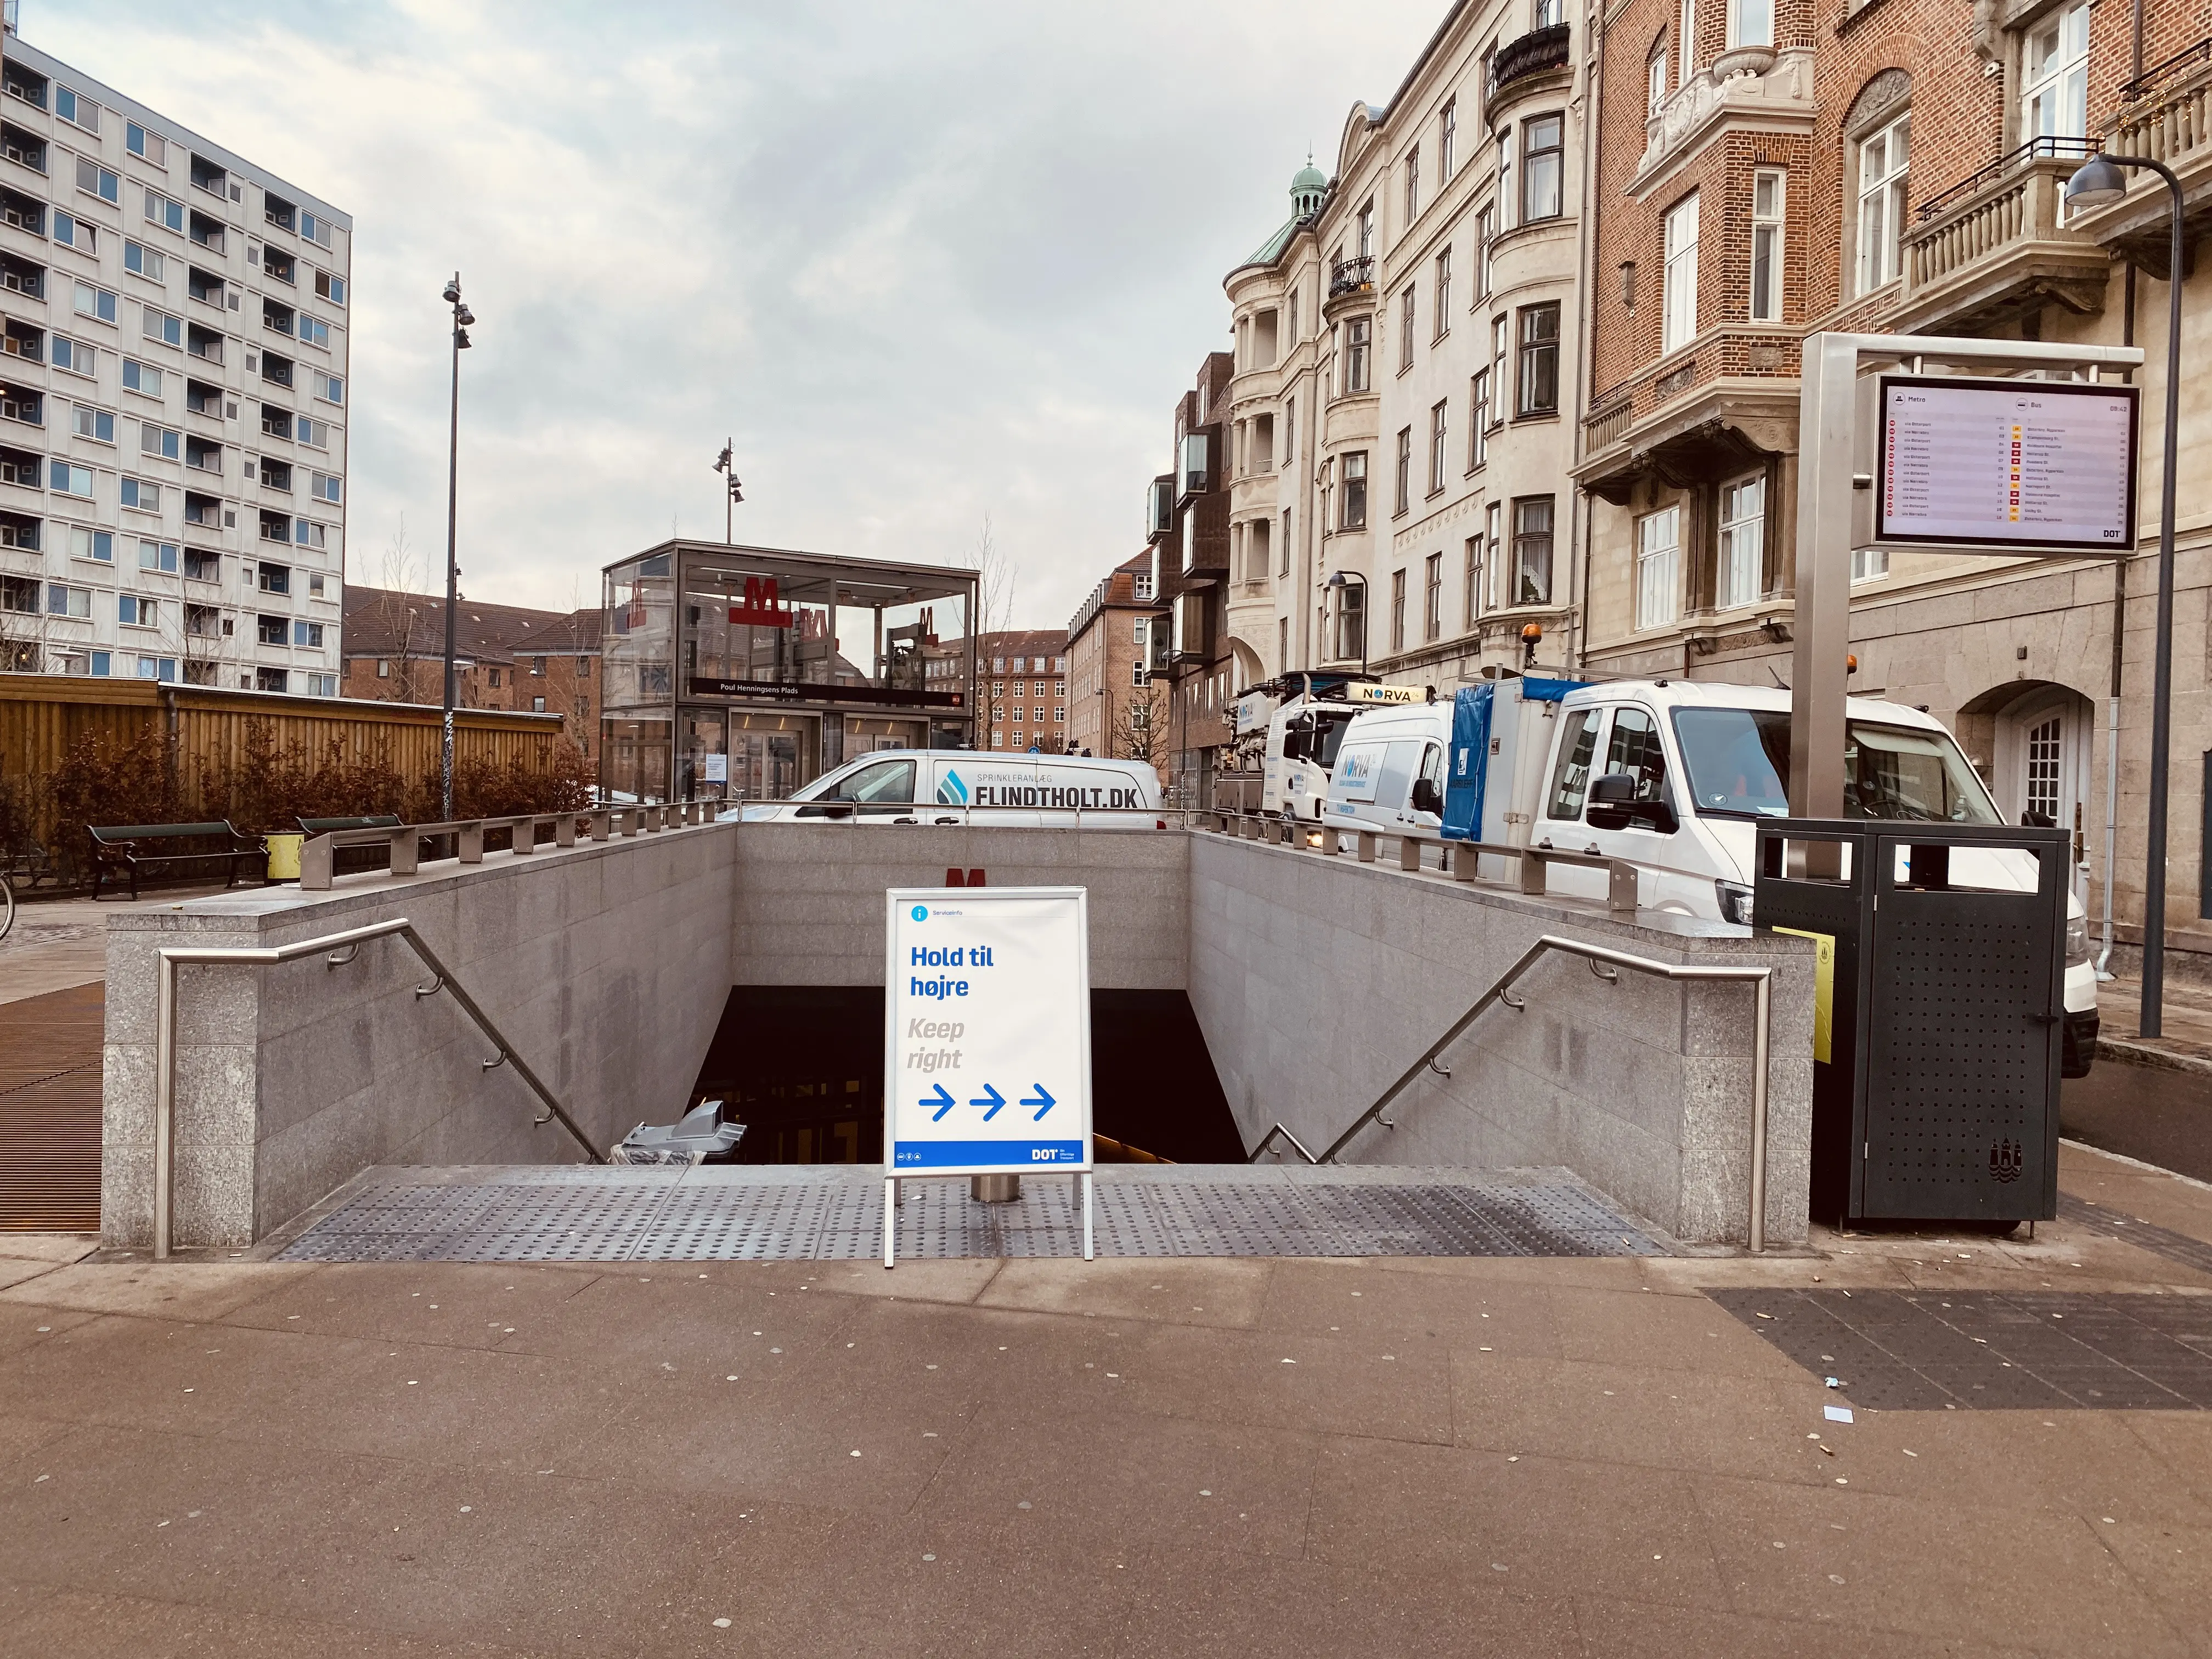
top-left (2066, 154), bottom-right (2183, 1036)
top-left (438, 274), bottom-right (475, 823)
top-left (1325, 569), bottom-right (1369, 676)
top-left (714, 441), bottom-right (743, 544)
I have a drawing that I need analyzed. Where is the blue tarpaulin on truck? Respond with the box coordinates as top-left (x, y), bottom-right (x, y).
top-left (1442, 685), bottom-right (1491, 842)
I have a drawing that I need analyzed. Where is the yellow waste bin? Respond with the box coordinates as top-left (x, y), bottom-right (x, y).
top-left (264, 832), bottom-right (303, 882)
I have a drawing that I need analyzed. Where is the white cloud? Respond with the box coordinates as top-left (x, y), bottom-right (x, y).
top-left (31, 0), bottom-right (1447, 629)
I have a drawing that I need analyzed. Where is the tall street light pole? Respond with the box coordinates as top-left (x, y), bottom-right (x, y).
top-left (714, 441), bottom-right (743, 545)
top-left (2066, 153), bottom-right (2182, 1036)
top-left (438, 275), bottom-right (475, 823)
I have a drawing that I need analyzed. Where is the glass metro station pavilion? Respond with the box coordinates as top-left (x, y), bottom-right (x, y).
top-left (600, 541), bottom-right (979, 804)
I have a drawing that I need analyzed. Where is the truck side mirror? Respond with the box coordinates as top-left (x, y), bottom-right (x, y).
top-left (1588, 772), bottom-right (1637, 805)
top-left (1410, 777), bottom-right (1442, 816)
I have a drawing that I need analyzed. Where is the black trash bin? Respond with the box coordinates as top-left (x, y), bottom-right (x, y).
top-left (1752, 819), bottom-right (2069, 1227)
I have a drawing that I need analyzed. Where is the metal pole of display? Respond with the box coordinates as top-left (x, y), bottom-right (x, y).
top-left (2065, 154), bottom-right (2183, 1036)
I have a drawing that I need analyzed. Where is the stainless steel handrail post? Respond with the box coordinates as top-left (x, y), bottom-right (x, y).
top-left (151, 916), bottom-right (603, 1260)
top-left (1251, 933), bottom-right (1775, 1252)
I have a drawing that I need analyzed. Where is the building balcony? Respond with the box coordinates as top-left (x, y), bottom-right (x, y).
top-left (1485, 24), bottom-right (1570, 122)
top-left (2066, 38), bottom-right (2212, 280)
top-left (1893, 138), bottom-right (2109, 332)
top-left (1635, 49), bottom-right (1814, 195)
top-left (1327, 255), bottom-right (1373, 301)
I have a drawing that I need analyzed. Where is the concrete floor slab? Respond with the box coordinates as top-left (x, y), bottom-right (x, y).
top-left (0, 1261), bottom-right (316, 1321)
top-left (0, 1233), bottom-right (100, 1263)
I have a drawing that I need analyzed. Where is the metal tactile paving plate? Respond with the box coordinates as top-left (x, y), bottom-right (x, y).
top-left (278, 1168), bottom-right (1666, 1263)
top-left (1708, 1285), bottom-right (2212, 1410)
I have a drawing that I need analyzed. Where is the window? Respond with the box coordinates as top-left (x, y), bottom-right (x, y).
top-left (120, 478), bottom-right (162, 512)
top-left (119, 595), bottom-right (158, 628)
top-left (300, 211), bottom-right (334, 249)
top-left (184, 548), bottom-right (219, 582)
top-left (1534, 0), bottom-right (1563, 22)
top-left (309, 573), bottom-right (326, 597)
top-left (126, 122), bottom-right (166, 166)
top-left (1516, 303), bottom-right (1560, 415)
top-left (74, 155), bottom-right (119, 204)
top-left (1389, 568), bottom-right (1407, 652)
top-left (312, 371), bottom-right (343, 405)
top-left (0, 574), bottom-right (35, 613)
top-left (296, 416), bottom-right (331, 448)
top-left (532, 695), bottom-right (546, 713)
top-left (296, 314), bottom-right (330, 349)
top-left (1475, 204), bottom-right (1495, 300)
top-left (1855, 114), bottom-right (1909, 295)
top-left (1344, 317), bottom-right (1370, 394)
top-left (1485, 501), bottom-right (1503, 608)
top-left (49, 460), bottom-right (93, 497)
top-left (1649, 46), bottom-right (1669, 116)
top-left (1341, 452), bottom-right (1368, 529)
top-left (258, 562), bottom-right (291, 595)
top-left (1513, 497), bottom-right (1554, 605)
top-left (49, 335), bottom-right (94, 377)
top-left (257, 614), bottom-right (287, 645)
top-left (47, 583), bottom-right (91, 618)
top-left (51, 210), bottom-right (92, 252)
top-left (1729, 0), bottom-right (1773, 48)
top-left (1636, 505), bottom-right (1681, 629)
top-left (1718, 474), bottom-right (1765, 608)
top-left (121, 358), bottom-right (163, 398)
top-left (1750, 170), bottom-right (1784, 321)
top-left (1469, 370), bottom-right (1490, 468)
top-left (1851, 545), bottom-right (1890, 582)
top-left (1433, 248), bottom-right (1451, 338)
top-left (1282, 507), bottom-right (1292, 575)
top-left (1440, 99), bottom-right (1457, 180)
top-left (1282, 396), bottom-right (1294, 471)
top-left (314, 269), bottom-right (345, 306)
top-left (1334, 579), bottom-right (1365, 662)
top-left (1403, 144), bottom-right (1420, 222)
top-left (1547, 708), bottom-right (1601, 820)
top-left (73, 281), bottom-right (117, 325)
top-left (1662, 193), bottom-right (1699, 352)
top-left (309, 470), bottom-right (341, 504)
top-left (2024, 3), bottom-right (2089, 140)
top-left (263, 246), bottom-right (295, 285)
top-left (1521, 115), bottom-right (1564, 222)
top-left (138, 539), bottom-right (179, 573)
top-left (69, 526), bottom-right (112, 562)
top-left (1398, 285), bottom-right (1416, 371)
top-left (55, 87), bottom-right (99, 132)
top-left (123, 240), bottom-right (165, 282)
top-left (1428, 400), bottom-right (1448, 494)
top-left (293, 619), bottom-right (324, 647)
top-left (256, 667), bottom-right (289, 693)
top-left (1490, 313), bottom-right (1509, 419)
top-left (294, 518), bottom-right (327, 549)
top-left (1357, 199), bottom-right (1374, 259)
top-left (1131, 657), bottom-right (1147, 688)
top-left (140, 422), bottom-right (182, 460)
top-left (1681, 0), bottom-right (1699, 69)
top-left (1393, 427), bottom-right (1413, 516)
top-left (143, 306), bottom-right (182, 348)
top-left (143, 188), bottom-right (184, 234)
top-left (1497, 131), bottom-right (1513, 231)
top-left (1424, 552), bottom-right (1443, 640)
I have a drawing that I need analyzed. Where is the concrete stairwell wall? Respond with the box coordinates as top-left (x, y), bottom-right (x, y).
top-left (1187, 835), bottom-right (1817, 1247)
top-left (101, 823), bottom-right (737, 1248)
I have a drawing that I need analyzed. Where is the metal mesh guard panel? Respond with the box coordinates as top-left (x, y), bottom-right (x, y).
top-left (277, 1171), bottom-right (1666, 1263)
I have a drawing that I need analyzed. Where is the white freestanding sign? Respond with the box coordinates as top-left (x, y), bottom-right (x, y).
top-left (882, 885), bottom-right (1092, 1266)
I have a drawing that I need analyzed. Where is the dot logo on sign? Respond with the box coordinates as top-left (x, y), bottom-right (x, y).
top-left (911, 905), bottom-right (928, 922)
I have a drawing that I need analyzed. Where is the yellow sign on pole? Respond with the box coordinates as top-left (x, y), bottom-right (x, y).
top-left (1772, 927), bottom-right (1835, 1064)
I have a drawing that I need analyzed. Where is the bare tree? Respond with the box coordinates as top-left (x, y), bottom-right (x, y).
top-left (0, 572), bottom-right (46, 673)
top-left (1113, 679), bottom-right (1168, 768)
top-left (368, 520), bottom-right (431, 702)
top-left (965, 512), bottom-right (1017, 647)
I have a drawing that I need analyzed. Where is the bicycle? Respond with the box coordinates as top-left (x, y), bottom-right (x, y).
top-left (0, 866), bottom-right (13, 943)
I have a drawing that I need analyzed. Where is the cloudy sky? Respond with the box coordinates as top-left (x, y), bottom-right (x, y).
top-left (32, 0), bottom-right (1448, 630)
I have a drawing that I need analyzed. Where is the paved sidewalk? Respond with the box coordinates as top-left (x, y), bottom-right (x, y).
top-left (2, 1143), bottom-right (2210, 1657)
top-left (2096, 975), bottom-right (2212, 1074)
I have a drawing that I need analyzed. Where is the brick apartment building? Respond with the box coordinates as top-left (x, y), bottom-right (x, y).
top-left (923, 629), bottom-right (1068, 752)
top-left (1140, 352), bottom-right (1240, 802)
top-left (1066, 550), bottom-right (1168, 763)
top-left (339, 584), bottom-right (600, 759)
top-left (1574, 0), bottom-right (2212, 964)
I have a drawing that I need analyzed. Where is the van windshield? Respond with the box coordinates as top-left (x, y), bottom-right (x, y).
top-left (1671, 708), bottom-right (2000, 824)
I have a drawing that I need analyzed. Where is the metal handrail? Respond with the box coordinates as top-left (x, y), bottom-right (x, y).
top-left (1249, 932), bottom-right (1774, 1252)
top-left (152, 916), bottom-right (602, 1260)
top-left (299, 803), bottom-right (702, 890)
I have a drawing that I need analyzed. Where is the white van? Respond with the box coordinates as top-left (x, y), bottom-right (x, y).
top-left (734, 749), bottom-right (1165, 828)
top-left (1324, 679), bottom-right (2100, 1072)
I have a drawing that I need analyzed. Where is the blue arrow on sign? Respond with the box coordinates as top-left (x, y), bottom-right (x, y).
top-left (923, 1084), bottom-right (956, 1122)
top-left (1023, 1084), bottom-right (1056, 1121)
top-left (972, 1083), bottom-right (1006, 1120)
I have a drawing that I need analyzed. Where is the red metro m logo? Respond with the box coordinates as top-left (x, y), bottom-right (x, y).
top-left (729, 576), bottom-right (794, 629)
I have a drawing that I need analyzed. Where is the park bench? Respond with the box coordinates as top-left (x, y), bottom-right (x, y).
top-left (88, 821), bottom-right (264, 901)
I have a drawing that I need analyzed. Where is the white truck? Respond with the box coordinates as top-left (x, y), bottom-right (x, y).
top-left (1230, 674), bottom-right (1431, 823)
top-left (1322, 676), bottom-right (2100, 1075)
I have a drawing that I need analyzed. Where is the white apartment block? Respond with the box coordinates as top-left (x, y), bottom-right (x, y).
top-left (1220, 0), bottom-right (1585, 690)
top-left (0, 29), bottom-right (350, 691)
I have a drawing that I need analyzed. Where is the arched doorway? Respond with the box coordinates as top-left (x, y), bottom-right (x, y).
top-left (1972, 681), bottom-right (2096, 900)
